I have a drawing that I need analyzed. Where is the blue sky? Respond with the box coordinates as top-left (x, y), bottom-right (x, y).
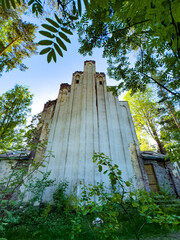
top-left (0, 18), bottom-right (120, 116)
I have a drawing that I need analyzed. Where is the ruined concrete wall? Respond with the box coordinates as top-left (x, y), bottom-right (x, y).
top-left (144, 159), bottom-right (180, 197)
top-left (31, 99), bottom-right (57, 162)
top-left (0, 159), bottom-right (29, 180)
top-left (0, 160), bottom-right (15, 181)
top-left (40, 99), bottom-right (57, 143)
top-left (0, 159), bottom-right (30, 200)
top-left (25, 61), bottom-right (145, 202)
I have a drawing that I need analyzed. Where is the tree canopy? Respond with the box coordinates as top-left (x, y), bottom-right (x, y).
top-left (124, 88), bottom-right (165, 153)
top-left (124, 87), bottom-right (180, 161)
top-left (0, 5), bottom-right (37, 76)
top-left (1, 0), bottom-right (88, 63)
top-left (0, 85), bottom-right (33, 152)
top-left (1, 0), bottom-right (180, 160)
top-left (77, 0), bottom-right (180, 101)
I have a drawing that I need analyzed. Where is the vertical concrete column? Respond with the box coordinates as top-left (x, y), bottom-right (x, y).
top-left (69, 73), bottom-right (83, 193)
top-left (106, 93), bottom-right (124, 168)
top-left (96, 74), bottom-right (111, 188)
top-left (84, 61), bottom-right (96, 187)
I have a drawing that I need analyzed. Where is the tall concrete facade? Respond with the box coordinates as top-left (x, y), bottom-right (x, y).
top-left (29, 61), bottom-right (145, 201)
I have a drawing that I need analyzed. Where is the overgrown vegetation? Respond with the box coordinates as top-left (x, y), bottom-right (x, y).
top-left (1, 153), bottom-right (180, 240)
top-left (123, 88), bottom-right (180, 159)
top-left (0, 4), bottom-right (37, 76)
top-left (1, 1), bottom-right (180, 239)
top-left (0, 85), bottom-right (33, 153)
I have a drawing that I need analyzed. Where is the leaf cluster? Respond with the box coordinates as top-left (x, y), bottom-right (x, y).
top-left (77, 0), bottom-right (180, 101)
top-left (71, 152), bottom-right (180, 240)
top-left (0, 150), bottom-right (56, 232)
top-left (39, 14), bottom-right (73, 62)
top-left (0, 5), bottom-right (37, 75)
top-left (0, 85), bottom-right (33, 152)
top-left (1, 0), bottom-right (90, 63)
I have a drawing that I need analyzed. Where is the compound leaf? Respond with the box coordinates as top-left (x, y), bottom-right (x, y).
top-left (40, 47), bottom-right (51, 55)
top-left (39, 31), bottom-right (55, 38)
top-left (58, 32), bottom-right (71, 43)
top-left (38, 40), bottom-right (53, 45)
top-left (77, 0), bottom-right (81, 16)
top-left (42, 24), bottom-right (58, 33)
top-left (47, 51), bottom-right (53, 63)
top-left (56, 37), bottom-right (67, 51)
top-left (46, 18), bottom-right (60, 28)
top-left (61, 27), bottom-right (73, 35)
top-left (54, 43), bottom-right (63, 57)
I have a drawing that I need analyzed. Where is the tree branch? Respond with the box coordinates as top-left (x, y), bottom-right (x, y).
top-left (140, 72), bottom-right (180, 98)
top-left (159, 86), bottom-right (180, 131)
top-left (0, 37), bottom-right (20, 56)
top-left (109, 19), bottom-right (151, 38)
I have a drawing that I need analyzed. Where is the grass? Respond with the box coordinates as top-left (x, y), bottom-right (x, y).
top-left (2, 207), bottom-right (180, 240)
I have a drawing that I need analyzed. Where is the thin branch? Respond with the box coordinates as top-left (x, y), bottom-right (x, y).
top-left (137, 221), bottom-right (147, 238)
top-left (140, 37), bottom-right (144, 73)
top-left (113, 19), bottom-right (151, 35)
top-left (0, 37), bottom-right (20, 56)
top-left (140, 72), bottom-right (180, 98)
top-left (159, 86), bottom-right (180, 130)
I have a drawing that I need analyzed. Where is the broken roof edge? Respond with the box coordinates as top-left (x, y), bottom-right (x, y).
top-left (141, 151), bottom-right (168, 161)
top-left (0, 151), bottom-right (30, 160)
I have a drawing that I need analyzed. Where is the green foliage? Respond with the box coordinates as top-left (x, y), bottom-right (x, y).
top-left (0, 148), bottom-right (55, 233)
top-left (130, 190), bottom-right (180, 226)
top-left (0, 0), bottom-right (90, 62)
top-left (0, 85), bottom-right (33, 152)
top-left (38, 0), bottom-right (86, 62)
top-left (71, 153), bottom-right (180, 240)
top-left (52, 180), bottom-right (69, 212)
top-left (124, 87), bottom-right (180, 161)
top-left (28, 0), bottom-right (43, 16)
top-left (39, 13), bottom-right (74, 62)
top-left (0, 5), bottom-right (37, 75)
top-left (159, 96), bottom-right (180, 161)
top-left (1, 151), bottom-right (179, 239)
top-left (124, 88), bottom-right (165, 153)
top-left (77, 0), bottom-right (180, 102)
top-left (1, 0), bottom-right (21, 10)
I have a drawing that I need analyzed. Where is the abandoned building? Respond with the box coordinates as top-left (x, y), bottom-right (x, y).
top-left (0, 61), bottom-right (180, 200)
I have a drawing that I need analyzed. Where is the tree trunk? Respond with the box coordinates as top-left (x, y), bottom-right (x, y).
top-left (0, 37), bottom-right (20, 56)
top-left (150, 123), bottom-right (166, 154)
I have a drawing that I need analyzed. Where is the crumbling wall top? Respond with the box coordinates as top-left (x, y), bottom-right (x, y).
top-left (60, 83), bottom-right (71, 92)
top-left (44, 99), bottom-right (57, 111)
top-left (84, 60), bottom-right (95, 65)
top-left (73, 71), bottom-right (83, 76)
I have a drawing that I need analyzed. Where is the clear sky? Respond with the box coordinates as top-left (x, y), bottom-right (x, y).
top-left (0, 16), bottom-right (121, 116)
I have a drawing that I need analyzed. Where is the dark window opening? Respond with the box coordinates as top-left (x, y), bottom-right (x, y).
top-left (76, 80), bottom-right (79, 84)
top-left (144, 164), bottom-right (159, 192)
top-left (99, 81), bottom-right (102, 85)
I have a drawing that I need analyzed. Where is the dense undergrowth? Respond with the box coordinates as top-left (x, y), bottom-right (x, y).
top-left (2, 194), bottom-right (180, 240)
top-left (1, 153), bottom-right (180, 240)
top-left (4, 212), bottom-right (180, 240)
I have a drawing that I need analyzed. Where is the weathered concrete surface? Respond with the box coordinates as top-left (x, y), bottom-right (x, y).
top-left (0, 152), bottom-right (30, 182)
top-left (23, 61), bottom-right (145, 202)
top-left (142, 151), bottom-right (180, 197)
top-left (0, 154), bottom-right (30, 200)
